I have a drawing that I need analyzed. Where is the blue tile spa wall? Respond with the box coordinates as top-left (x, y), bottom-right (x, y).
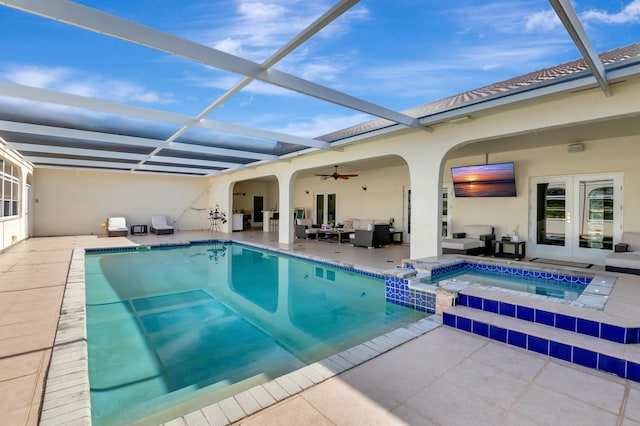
top-left (432, 261), bottom-right (591, 289)
top-left (443, 311), bottom-right (640, 383)
top-left (456, 293), bottom-right (640, 344)
top-left (385, 276), bottom-right (435, 313)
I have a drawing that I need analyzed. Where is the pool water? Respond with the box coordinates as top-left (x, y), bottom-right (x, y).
top-left (85, 243), bottom-right (427, 425)
top-left (431, 269), bottom-right (588, 301)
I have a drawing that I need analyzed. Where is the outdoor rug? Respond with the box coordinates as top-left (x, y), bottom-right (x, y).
top-left (529, 258), bottom-right (593, 269)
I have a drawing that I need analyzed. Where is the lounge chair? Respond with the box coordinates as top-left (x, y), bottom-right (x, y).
top-left (150, 215), bottom-right (174, 235)
top-left (442, 224), bottom-right (495, 255)
top-left (107, 217), bottom-right (128, 237)
top-left (605, 231), bottom-right (640, 275)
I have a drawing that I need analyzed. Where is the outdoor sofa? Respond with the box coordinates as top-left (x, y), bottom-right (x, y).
top-left (605, 231), bottom-right (640, 275)
top-left (342, 219), bottom-right (391, 248)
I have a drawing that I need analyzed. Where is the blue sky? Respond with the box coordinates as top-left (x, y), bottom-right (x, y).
top-left (1, 0), bottom-right (639, 140)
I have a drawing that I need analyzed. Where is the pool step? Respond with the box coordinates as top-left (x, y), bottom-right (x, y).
top-left (456, 291), bottom-right (640, 344)
top-left (443, 306), bottom-right (640, 382)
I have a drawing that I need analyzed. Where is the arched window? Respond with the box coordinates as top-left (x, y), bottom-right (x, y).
top-left (1, 159), bottom-right (20, 218)
top-left (588, 186), bottom-right (614, 221)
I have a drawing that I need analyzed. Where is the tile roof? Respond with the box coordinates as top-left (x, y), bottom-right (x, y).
top-left (318, 43), bottom-right (640, 143)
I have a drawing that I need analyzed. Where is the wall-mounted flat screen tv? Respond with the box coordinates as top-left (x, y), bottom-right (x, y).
top-left (451, 162), bottom-right (517, 197)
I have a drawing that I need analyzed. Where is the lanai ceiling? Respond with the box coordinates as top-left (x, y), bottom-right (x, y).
top-left (0, 0), bottom-right (639, 177)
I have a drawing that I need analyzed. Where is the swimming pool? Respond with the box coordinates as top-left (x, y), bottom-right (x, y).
top-left (85, 242), bottom-right (428, 424)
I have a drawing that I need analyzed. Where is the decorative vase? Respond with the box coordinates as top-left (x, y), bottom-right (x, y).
top-left (511, 235), bottom-right (520, 242)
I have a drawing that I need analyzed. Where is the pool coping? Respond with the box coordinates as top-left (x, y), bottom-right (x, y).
top-left (40, 240), bottom-right (441, 425)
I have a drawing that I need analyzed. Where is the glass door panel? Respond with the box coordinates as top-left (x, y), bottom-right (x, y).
top-left (530, 173), bottom-right (622, 262)
top-left (442, 186), bottom-right (449, 237)
top-left (531, 177), bottom-right (572, 259)
top-left (536, 181), bottom-right (566, 247)
top-left (315, 193), bottom-right (336, 225)
top-left (315, 194), bottom-right (324, 225)
top-left (576, 179), bottom-right (615, 253)
top-left (327, 193), bottom-right (336, 226)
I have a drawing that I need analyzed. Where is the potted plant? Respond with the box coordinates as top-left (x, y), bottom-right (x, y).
top-left (209, 205), bottom-right (228, 224)
top-left (511, 225), bottom-right (520, 242)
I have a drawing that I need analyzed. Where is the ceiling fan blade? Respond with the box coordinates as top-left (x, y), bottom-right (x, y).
top-left (341, 173), bottom-right (359, 177)
top-left (338, 175), bottom-right (350, 179)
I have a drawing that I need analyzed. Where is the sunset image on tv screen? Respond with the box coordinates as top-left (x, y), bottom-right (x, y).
top-left (451, 163), bottom-right (516, 197)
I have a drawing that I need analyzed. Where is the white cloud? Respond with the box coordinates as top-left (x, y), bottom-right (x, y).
top-left (213, 38), bottom-right (245, 56)
top-left (197, 73), bottom-right (292, 96)
top-left (296, 62), bottom-right (344, 82)
top-left (0, 64), bottom-right (174, 105)
top-left (188, 0), bottom-right (368, 78)
top-left (525, 10), bottom-right (561, 32)
top-left (3, 65), bottom-right (71, 88)
top-left (582, 0), bottom-right (640, 24)
top-left (193, 0), bottom-right (323, 61)
top-left (237, 1), bottom-right (287, 21)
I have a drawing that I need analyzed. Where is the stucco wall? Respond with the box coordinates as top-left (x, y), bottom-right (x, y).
top-left (32, 169), bottom-right (210, 236)
top-left (293, 162), bottom-right (409, 228)
top-left (443, 136), bottom-right (640, 241)
top-left (23, 74), bottom-right (640, 260)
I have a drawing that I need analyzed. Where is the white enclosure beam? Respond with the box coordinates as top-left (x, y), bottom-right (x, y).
top-left (6, 143), bottom-right (148, 161)
top-left (137, 163), bottom-right (218, 174)
top-left (0, 83), bottom-right (326, 150)
top-left (150, 156), bottom-right (243, 169)
top-left (134, 1), bottom-right (356, 169)
top-left (22, 155), bottom-right (216, 175)
top-left (548, 0), bottom-right (609, 96)
top-left (0, 120), bottom-right (278, 161)
top-left (22, 156), bottom-right (145, 170)
top-left (6, 142), bottom-right (244, 169)
top-left (0, 82), bottom-right (189, 124)
top-left (1, 0), bottom-right (419, 128)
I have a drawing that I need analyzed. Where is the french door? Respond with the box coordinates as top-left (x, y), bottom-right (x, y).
top-left (403, 186), bottom-right (411, 243)
top-left (315, 193), bottom-right (336, 225)
top-left (529, 173), bottom-right (622, 262)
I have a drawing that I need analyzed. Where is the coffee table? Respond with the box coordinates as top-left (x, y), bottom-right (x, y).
top-left (316, 229), bottom-right (352, 244)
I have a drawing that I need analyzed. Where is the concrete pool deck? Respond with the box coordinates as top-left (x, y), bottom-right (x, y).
top-left (1, 230), bottom-right (640, 425)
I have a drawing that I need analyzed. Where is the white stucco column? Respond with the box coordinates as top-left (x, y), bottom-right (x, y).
top-left (404, 145), bottom-right (449, 260)
top-left (277, 170), bottom-right (295, 245)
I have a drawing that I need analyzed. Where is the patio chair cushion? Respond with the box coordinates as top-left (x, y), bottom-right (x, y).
top-left (107, 217), bottom-right (128, 237)
top-left (605, 232), bottom-right (640, 274)
top-left (442, 224), bottom-right (495, 255)
top-left (150, 215), bottom-right (174, 234)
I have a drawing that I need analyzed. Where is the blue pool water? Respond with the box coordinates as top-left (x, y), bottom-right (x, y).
top-left (431, 267), bottom-right (589, 301)
top-left (85, 242), bottom-right (427, 424)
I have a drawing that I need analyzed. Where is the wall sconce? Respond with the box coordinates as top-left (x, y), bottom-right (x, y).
top-left (361, 186), bottom-right (367, 191)
top-left (304, 190), bottom-right (309, 194)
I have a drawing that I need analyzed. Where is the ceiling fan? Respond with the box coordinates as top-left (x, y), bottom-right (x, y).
top-left (315, 165), bottom-right (359, 180)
